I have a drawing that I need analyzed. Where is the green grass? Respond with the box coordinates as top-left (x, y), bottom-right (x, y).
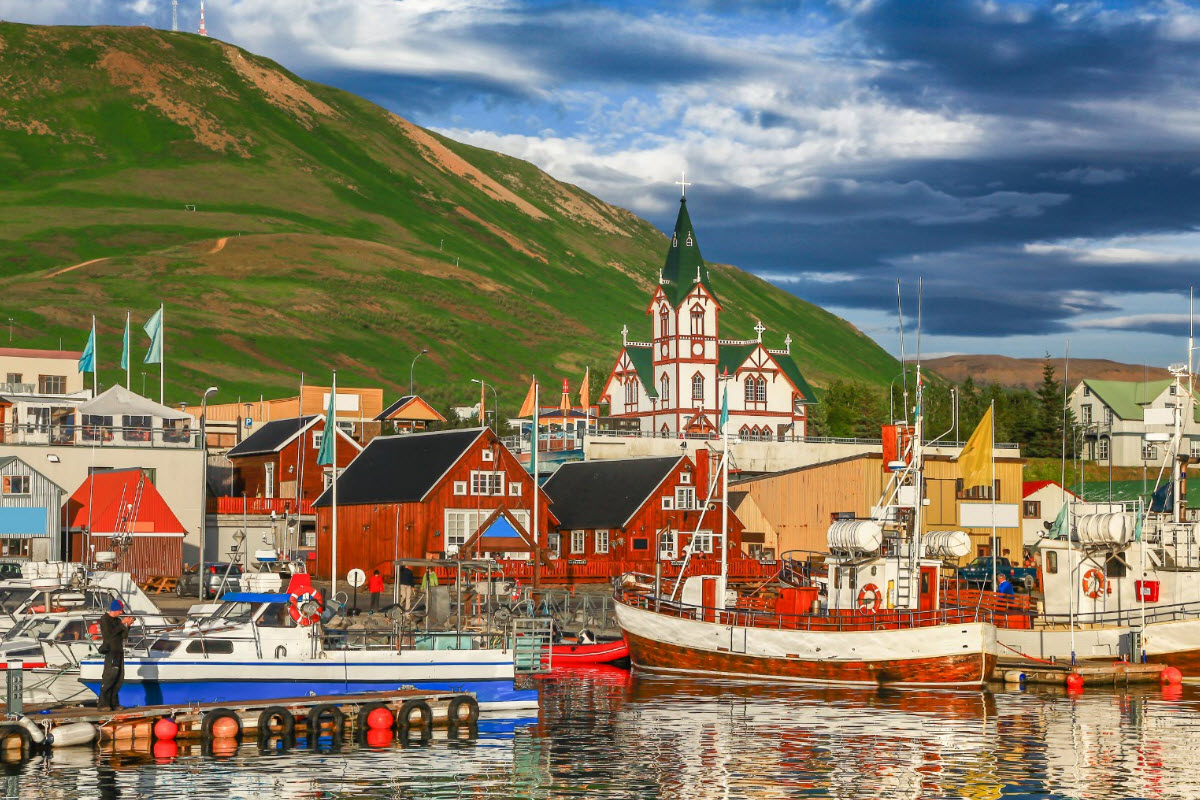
top-left (0, 21), bottom-right (899, 410)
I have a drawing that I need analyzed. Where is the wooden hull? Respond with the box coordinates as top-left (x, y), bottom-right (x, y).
top-left (550, 639), bottom-right (630, 667)
top-left (616, 599), bottom-right (996, 688)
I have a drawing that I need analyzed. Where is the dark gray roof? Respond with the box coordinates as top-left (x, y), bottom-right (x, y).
top-left (542, 456), bottom-right (681, 530)
top-left (375, 395), bottom-right (416, 421)
top-left (313, 428), bottom-right (485, 507)
top-left (227, 416), bottom-right (318, 458)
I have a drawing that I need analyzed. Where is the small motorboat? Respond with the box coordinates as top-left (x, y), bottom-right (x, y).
top-left (550, 631), bottom-right (629, 668)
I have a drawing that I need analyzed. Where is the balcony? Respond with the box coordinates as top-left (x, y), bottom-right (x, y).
top-left (0, 423), bottom-right (199, 448)
top-left (207, 496), bottom-right (314, 516)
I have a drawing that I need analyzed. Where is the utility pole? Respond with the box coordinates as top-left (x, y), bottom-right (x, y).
top-left (171, 0), bottom-right (178, 31)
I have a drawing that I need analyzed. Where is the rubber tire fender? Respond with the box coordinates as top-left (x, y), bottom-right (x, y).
top-left (353, 702), bottom-right (394, 743)
top-left (306, 703), bottom-right (345, 740)
top-left (397, 699), bottom-right (433, 732)
top-left (256, 706), bottom-right (295, 739)
top-left (0, 724), bottom-right (33, 760)
top-left (200, 708), bottom-right (243, 740)
top-left (446, 695), bottom-right (479, 726)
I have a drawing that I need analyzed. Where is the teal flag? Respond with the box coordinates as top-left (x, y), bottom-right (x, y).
top-left (719, 383), bottom-right (729, 432)
top-left (1049, 503), bottom-right (1068, 539)
top-left (77, 319), bottom-right (95, 373)
top-left (120, 314), bottom-right (130, 371)
top-left (143, 306), bottom-right (163, 364)
top-left (317, 382), bottom-right (337, 466)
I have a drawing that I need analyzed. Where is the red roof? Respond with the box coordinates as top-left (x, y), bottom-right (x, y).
top-left (64, 469), bottom-right (186, 535)
top-left (1023, 480), bottom-right (1078, 499)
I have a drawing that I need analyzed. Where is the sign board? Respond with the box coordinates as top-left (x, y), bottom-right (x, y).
top-left (322, 392), bottom-right (360, 412)
top-left (346, 568), bottom-right (366, 588)
top-left (960, 503), bottom-right (1019, 529)
top-left (244, 417), bottom-right (253, 428)
top-left (1145, 408), bottom-right (1176, 427)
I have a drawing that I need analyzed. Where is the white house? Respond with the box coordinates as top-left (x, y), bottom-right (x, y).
top-left (1068, 378), bottom-right (1200, 468)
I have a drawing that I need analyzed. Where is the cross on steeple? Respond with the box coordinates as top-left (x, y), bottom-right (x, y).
top-left (675, 170), bottom-right (691, 199)
top-left (621, 324), bottom-right (629, 345)
top-left (754, 321), bottom-right (766, 342)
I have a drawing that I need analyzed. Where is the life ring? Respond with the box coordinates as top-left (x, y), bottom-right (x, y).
top-left (857, 584), bottom-right (882, 612)
top-left (288, 592), bottom-right (323, 626)
top-left (1082, 569), bottom-right (1108, 599)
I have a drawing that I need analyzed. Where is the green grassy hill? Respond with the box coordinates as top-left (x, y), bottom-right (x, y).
top-left (0, 22), bottom-right (898, 410)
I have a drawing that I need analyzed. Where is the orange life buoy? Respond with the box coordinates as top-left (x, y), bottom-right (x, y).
top-left (1082, 568), bottom-right (1108, 599)
top-left (857, 583), bottom-right (882, 612)
top-left (288, 592), bottom-right (322, 627)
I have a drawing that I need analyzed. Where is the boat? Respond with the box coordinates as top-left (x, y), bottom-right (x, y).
top-left (615, 362), bottom-right (999, 688)
top-left (549, 635), bottom-right (630, 668)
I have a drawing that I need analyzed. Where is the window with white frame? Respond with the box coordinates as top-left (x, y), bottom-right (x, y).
top-left (264, 463), bottom-right (275, 499)
top-left (755, 377), bottom-right (767, 403)
top-left (1191, 439), bottom-right (1200, 458)
top-left (675, 486), bottom-right (696, 510)
top-left (313, 431), bottom-right (323, 450)
top-left (453, 481), bottom-right (467, 496)
top-left (661, 496), bottom-right (674, 510)
top-left (690, 306), bottom-right (704, 336)
top-left (659, 530), bottom-right (676, 560)
top-left (659, 375), bottom-right (670, 404)
top-left (1, 476), bottom-right (29, 496)
top-left (625, 380), bottom-right (639, 405)
top-left (744, 377), bottom-right (756, 404)
top-left (470, 470), bottom-right (505, 496)
top-left (547, 533), bottom-right (561, 559)
top-left (508, 483), bottom-right (522, 496)
top-left (595, 529), bottom-right (610, 554)
top-left (445, 509), bottom-right (485, 552)
top-left (1081, 404), bottom-right (1093, 424)
top-left (571, 530), bottom-right (587, 554)
top-left (691, 531), bottom-right (713, 554)
top-left (679, 471), bottom-right (691, 484)
top-left (1103, 407), bottom-right (1113, 425)
top-left (1143, 442), bottom-right (1158, 461)
top-left (482, 449), bottom-right (494, 462)
top-left (1098, 437), bottom-right (1110, 461)
top-left (692, 374), bottom-right (704, 401)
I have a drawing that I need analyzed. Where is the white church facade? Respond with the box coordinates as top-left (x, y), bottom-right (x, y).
top-left (600, 196), bottom-right (816, 441)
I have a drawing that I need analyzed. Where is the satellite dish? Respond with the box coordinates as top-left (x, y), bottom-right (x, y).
top-left (94, 551), bottom-right (118, 564)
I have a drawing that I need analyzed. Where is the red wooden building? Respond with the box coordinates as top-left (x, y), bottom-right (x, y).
top-left (312, 427), bottom-right (557, 579)
top-left (64, 468), bottom-right (186, 582)
top-left (540, 451), bottom-right (749, 573)
top-left (374, 395), bottom-right (447, 433)
top-left (225, 415), bottom-right (362, 506)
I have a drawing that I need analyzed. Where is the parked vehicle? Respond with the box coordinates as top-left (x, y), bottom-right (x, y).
top-left (176, 563), bottom-right (244, 598)
top-left (0, 562), bottom-right (23, 581)
top-left (957, 557), bottom-right (1036, 590)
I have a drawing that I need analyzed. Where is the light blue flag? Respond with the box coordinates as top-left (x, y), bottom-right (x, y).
top-left (143, 306), bottom-right (163, 364)
top-left (719, 383), bottom-right (729, 432)
top-left (1049, 503), bottom-right (1069, 539)
top-left (120, 313), bottom-right (130, 371)
top-left (317, 380), bottom-right (337, 466)
top-left (77, 319), bottom-right (95, 374)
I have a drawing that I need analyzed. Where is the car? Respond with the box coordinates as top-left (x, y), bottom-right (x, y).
top-left (956, 557), bottom-right (1037, 591)
top-left (176, 563), bottom-right (244, 599)
top-left (0, 562), bottom-right (23, 581)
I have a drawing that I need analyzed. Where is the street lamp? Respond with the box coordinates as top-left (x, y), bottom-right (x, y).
top-left (197, 386), bottom-right (218, 600)
top-left (409, 348), bottom-right (429, 397)
top-left (471, 379), bottom-right (499, 430)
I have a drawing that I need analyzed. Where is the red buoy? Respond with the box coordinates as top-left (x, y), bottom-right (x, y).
top-left (152, 739), bottom-right (178, 762)
top-left (209, 737), bottom-right (238, 758)
top-left (210, 716), bottom-right (240, 739)
top-left (1065, 673), bottom-right (1085, 693)
top-left (153, 717), bottom-right (178, 741)
top-left (366, 708), bottom-right (394, 730)
top-left (1160, 666), bottom-right (1183, 686)
top-left (365, 728), bottom-right (394, 748)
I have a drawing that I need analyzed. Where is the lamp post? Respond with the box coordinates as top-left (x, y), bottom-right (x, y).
top-left (197, 386), bottom-right (218, 600)
top-left (471, 379), bottom-right (499, 431)
top-left (409, 348), bottom-right (428, 397)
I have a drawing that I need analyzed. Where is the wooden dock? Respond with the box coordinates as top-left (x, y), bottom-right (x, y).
top-left (995, 658), bottom-right (1167, 687)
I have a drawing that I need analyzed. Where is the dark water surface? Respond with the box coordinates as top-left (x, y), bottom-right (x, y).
top-left (7, 668), bottom-right (1198, 799)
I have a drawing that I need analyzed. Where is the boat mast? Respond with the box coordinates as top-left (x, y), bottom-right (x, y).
top-left (912, 280), bottom-right (924, 596)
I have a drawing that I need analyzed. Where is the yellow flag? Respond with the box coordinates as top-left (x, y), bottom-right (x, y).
top-left (518, 378), bottom-right (537, 418)
top-left (957, 405), bottom-right (993, 490)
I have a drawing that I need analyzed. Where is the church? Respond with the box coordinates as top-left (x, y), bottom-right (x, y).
top-left (600, 193), bottom-right (817, 440)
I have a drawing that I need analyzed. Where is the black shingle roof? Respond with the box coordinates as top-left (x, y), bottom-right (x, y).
top-left (227, 416), bottom-right (318, 458)
top-left (375, 395), bottom-right (415, 421)
top-left (313, 428), bottom-right (484, 507)
top-left (541, 456), bottom-right (681, 530)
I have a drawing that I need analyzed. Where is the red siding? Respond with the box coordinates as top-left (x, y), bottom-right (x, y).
top-left (70, 533), bottom-right (183, 582)
top-left (232, 421), bottom-right (359, 505)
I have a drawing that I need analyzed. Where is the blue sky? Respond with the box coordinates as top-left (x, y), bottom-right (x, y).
top-left (6, 0), bottom-right (1200, 366)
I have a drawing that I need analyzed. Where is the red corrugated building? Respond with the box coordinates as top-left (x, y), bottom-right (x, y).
top-left (225, 415), bottom-right (362, 508)
top-left (63, 468), bottom-right (187, 581)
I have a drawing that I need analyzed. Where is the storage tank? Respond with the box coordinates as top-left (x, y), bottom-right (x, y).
top-left (1075, 513), bottom-right (1133, 547)
top-left (827, 520), bottom-right (882, 554)
top-left (925, 530), bottom-right (972, 559)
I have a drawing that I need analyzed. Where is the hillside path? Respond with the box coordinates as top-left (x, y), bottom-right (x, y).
top-left (208, 237), bottom-right (229, 254)
top-left (47, 257), bottom-right (109, 278)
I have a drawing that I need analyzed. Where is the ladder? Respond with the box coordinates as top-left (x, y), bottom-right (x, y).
top-left (511, 617), bottom-right (553, 674)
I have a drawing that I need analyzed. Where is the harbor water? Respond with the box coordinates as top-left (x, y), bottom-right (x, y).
top-left (7, 667), bottom-right (1199, 799)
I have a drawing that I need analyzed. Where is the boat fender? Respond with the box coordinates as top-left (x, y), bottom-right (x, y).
top-left (856, 584), bottom-right (882, 612)
top-left (354, 703), bottom-right (393, 743)
top-left (577, 629), bottom-right (596, 645)
top-left (47, 722), bottom-right (98, 748)
top-left (306, 704), bottom-right (345, 739)
top-left (16, 716), bottom-right (45, 745)
top-left (1082, 569), bottom-right (1108, 600)
top-left (201, 708), bottom-right (243, 740)
top-left (256, 706), bottom-right (295, 739)
top-left (397, 699), bottom-right (433, 734)
top-left (446, 695), bottom-right (479, 726)
top-left (0, 723), bottom-right (33, 758)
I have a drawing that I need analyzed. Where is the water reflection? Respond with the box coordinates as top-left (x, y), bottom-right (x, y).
top-left (6, 671), bottom-right (1200, 799)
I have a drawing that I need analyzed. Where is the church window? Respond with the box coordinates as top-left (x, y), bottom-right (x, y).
top-left (660, 375), bottom-right (670, 404)
top-left (739, 425), bottom-right (751, 441)
top-left (744, 376), bottom-right (756, 404)
top-left (692, 374), bottom-right (704, 401)
top-left (659, 308), bottom-right (670, 339)
top-left (625, 380), bottom-right (639, 405)
top-left (756, 377), bottom-right (767, 403)
top-left (690, 306), bottom-right (705, 336)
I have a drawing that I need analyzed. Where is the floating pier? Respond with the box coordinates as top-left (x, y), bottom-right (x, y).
top-left (0, 689), bottom-right (480, 760)
top-left (995, 658), bottom-right (1173, 689)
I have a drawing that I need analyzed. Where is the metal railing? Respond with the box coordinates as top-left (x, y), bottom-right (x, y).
top-left (207, 496), bottom-right (315, 515)
top-left (0, 423), bottom-right (199, 448)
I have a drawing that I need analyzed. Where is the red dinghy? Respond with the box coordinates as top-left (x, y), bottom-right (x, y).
top-left (550, 638), bottom-right (630, 668)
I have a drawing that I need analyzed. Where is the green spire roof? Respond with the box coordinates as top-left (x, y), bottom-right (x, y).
top-left (659, 198), bottom-right (715, 306)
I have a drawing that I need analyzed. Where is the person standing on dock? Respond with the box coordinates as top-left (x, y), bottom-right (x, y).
top-left (368, 569), bottom-right (385, 613)
top-left (399, 564), bottom-right (416, 610)
top-left (98, 599), bottom-right (132, 711)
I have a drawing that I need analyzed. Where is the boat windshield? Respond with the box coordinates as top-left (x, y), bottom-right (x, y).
top-left (8, 618), bottom-right (61, 641)
top-left (210, 601), bottom-right (258, 625)
top-left (0, 589), bottom-right (35, 614)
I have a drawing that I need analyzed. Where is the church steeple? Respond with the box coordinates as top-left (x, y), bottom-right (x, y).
top-left (659, 195), bottom-right (714, 306)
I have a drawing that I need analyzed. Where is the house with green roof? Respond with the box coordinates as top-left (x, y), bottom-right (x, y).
top-left (1069, 377), bottom-right (1200, 467)
top-left (600, 192), bottom-right (816, 441)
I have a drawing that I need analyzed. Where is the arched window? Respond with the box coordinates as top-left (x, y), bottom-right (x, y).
top-left (739, 425), bottom-right (751, 441)
top-left (691, 374), bottom-right (704, 401)
top-left (659, 308), bottom-right (670, 339)
top-left (755, 377), bottom-right (767, 403)
top-left (625, 379), bottom-right (639, 405)
top-left (659, 375), bottom-right (670, 404)
top-left (690, 306), bottom-right (705, 336)
top-left (744, 376), bottom-right (756, 403)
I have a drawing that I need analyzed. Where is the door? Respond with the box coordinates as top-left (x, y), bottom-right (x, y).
top-left (919, 566), bottom-right (938, 612)
top-left (264, 463), bottom-right (275, 499)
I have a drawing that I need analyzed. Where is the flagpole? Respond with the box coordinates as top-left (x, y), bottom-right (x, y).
top-left (331, 370), bottom-right (339, 601)
top-left (159, 303), bottom-right (165, 405)
top-left (91, 315), bottom-right (97, 396)
top-left (531, 380), bottom-right (539, 590)
top-left (296, 371), bottom-right (305, 564)
top-left (990, 399), bottom-right (996, 591)
top-left (720, 378), bottom-right (729, 601)
top-left (1062, 340), bottom-right (1076, 665)
top-left (125, 311), bottom-right (131, 390)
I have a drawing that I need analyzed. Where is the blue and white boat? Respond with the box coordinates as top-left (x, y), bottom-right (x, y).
top-left (79, 592), bottom-right (539, 710)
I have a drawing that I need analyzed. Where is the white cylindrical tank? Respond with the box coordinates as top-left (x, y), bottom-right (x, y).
top-left (1076, 513), bottom-right (1133, 546)
top-left (925, 530), bottom-right (972, 559)
top-left (827, 520), bottom-right (882, 554)
top-left (47, 723), bottom-right (98, 748)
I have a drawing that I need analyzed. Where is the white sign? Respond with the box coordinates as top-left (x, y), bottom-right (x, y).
top-left (322, 393), bottom-right (360, 412)
top-left (346, 568), bottom-right (366, 588)
top-left (1145, 408), bottom-right (1176, 427)
top-left (960, 503), bottom-right (1020, 529)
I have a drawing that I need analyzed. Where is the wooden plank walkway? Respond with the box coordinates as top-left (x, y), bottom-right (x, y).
top-left (996, 657), bottom-right (1165, 686)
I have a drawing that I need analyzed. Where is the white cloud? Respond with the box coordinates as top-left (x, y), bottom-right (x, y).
top-left (1024, 231), bottom-right (1200, 265)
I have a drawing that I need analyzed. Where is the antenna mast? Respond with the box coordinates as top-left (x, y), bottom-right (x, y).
top-left (198, 0), bottom-right (208, 36)
top-left (171, 0), bottom-right (178, 31)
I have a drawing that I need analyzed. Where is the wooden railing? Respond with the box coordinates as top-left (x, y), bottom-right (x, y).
top-left (207, 496), bottom-right (314, 515)
top-left (426, 557), bottom-right (779, 585)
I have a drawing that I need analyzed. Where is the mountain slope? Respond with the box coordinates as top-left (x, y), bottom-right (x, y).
top-left (0, 23), bottom-right (898, 409)
top-left (924, 355), bottom-right (1171, 390)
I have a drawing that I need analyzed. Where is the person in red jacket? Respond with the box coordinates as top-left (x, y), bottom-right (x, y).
top-left (367, 569), bottom-right (386, 613)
